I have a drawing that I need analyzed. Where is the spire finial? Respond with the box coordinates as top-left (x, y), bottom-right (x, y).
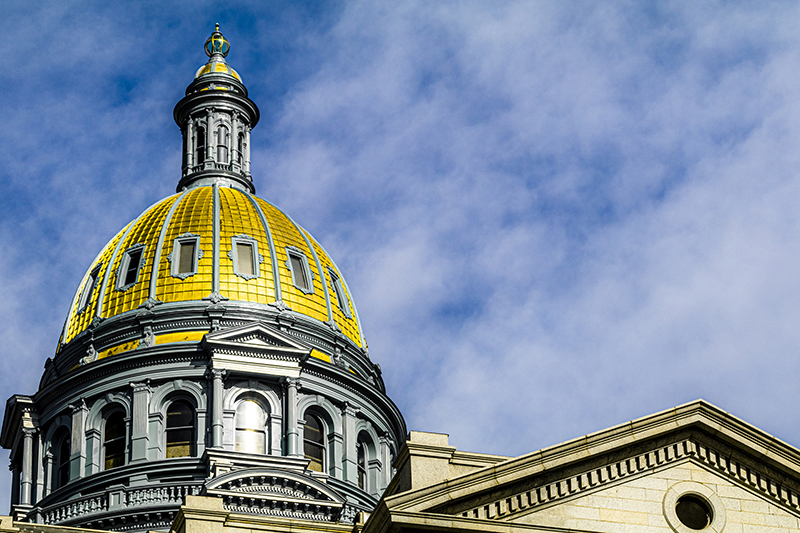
top-left (205, 23), bottom-right (230, 58)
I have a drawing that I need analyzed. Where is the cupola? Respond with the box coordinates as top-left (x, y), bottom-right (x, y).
top-left (174, 24), bottom-right (260, 193)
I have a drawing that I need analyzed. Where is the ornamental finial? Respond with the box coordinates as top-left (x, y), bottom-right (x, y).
top-left (204, 23), bottom-right (230, 58)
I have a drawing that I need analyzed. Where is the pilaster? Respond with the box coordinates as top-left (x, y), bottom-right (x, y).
top-left (130, 381), bottom-right (151, 463)
top-left (69, 399), bottom-right (88, 479)
top-left (341, 402), bottom-right (359, 484)
top-left (284, 378), bottom-right (300, 456)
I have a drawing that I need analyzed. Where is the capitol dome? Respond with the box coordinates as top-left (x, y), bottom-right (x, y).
top-left (2, 25), bottom-right (405, 533)
top-left (60, 184), bottom-right (365, 356)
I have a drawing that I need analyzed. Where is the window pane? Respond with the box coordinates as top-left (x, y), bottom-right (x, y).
top-left (105, 413), bottom-right (125, 441)
top-left (304, 441), bottom-right (324, 472)
top-left (235, 400), bottom-right (264, 430)
top-left (166, 401), bottom-right (194, 458)
top-left (178, 241), bottom-right (195, 274)
top-left (237, 243), bottom-right (254, 276)
top-left (291, 255), bottom-right (308, 290)
top-left (78, 268), bottom-right (99, 310)
top-left (57, 435), bottom-right (70, 488)
top-left (167, 401), bottom-right (193, 428)
top-left (196, 127), bottom-right (205, 162)
top-left (124, 248), bottom-right (142, 286)
top-left (104, 439), bottom-right (125, 470)
top-left (166, 442), bottom-right (191, 459)
top-left (235, 429), bottom-right (265, 454)
top-left (304, 415), bottom-right (322, 443)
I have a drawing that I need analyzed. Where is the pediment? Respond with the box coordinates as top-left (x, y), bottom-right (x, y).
top-left (203, 321), bottom-right (311, 359)
top-left (205, 468), bottom-right (345, 522)
top-left (385, 401), bottom-right (800, 530)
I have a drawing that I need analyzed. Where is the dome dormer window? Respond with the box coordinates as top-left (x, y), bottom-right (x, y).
top-left (77, 264), bottom-right (102, 313)
top-left (117, 245), bottom-right (145, 291)
top-left (229, 235), bottom-right (261, 280)
top-left (286, 247), bottom-right (314, 294)
top-left (328, 268), bottom-right (351, 318)
top-left (169, 234), bottom-right (203, 280)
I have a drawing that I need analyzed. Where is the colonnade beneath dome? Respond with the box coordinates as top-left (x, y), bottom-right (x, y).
top-left (3, 340), bottom-right (398, 527)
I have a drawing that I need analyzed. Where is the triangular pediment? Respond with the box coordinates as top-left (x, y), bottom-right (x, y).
top-left (378, 401), bottom-right (800, 533)
top-left (203, 321), bottom-right (311, 358)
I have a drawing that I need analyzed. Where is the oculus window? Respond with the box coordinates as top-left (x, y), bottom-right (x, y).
top-left (229, 235), bottom-right (261, 280)
top-left (286, 248), bottom-right (314, 294)
top-left (166, 400), bottom-right (195, 458)
top-left (234, 399), bottom-right (266, 454)
top-left (77, 264), bottom-right (102, 313)
top-left (303, 414), bottom-right (325, 473)
top-left (117, 245), bottom-right (144, 291)
top-left (103, 411), bottom-right (126, 470)
top-left (169, 234), bottom-right (202, 279)
top-left (328, 268), bottom-right (351, 318)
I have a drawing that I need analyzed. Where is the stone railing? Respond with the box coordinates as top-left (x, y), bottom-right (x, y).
top-left (38, 482), bottom-right (202, 526)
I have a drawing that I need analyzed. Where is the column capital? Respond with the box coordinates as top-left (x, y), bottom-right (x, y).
top-left (69, 398), bottom-right (88, 414)
top-left (129, 380), bottom-right (152, 394)
top-left (205, 367), bottom-right (227, 380)
top-left (341, 402), bottom-right (358, 418)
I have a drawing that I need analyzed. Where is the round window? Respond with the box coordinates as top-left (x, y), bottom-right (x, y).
top-left (663, 481), bottom-right (725, 533)
top-left (675, 494), bottom-right (712, 530)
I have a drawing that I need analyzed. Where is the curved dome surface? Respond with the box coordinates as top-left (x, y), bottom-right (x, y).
top-left (61, 184), bottom-right (364, 350)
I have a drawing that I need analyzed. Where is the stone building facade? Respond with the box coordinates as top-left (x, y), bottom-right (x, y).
top-left (2, 26), bottom-right (800, 533)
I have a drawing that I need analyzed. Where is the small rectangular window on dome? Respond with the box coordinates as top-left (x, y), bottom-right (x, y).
top-left (230, 236), bottom-right (259, 280)
top-left (117, 245), bottom-right (144, 290)
top-left (78, 264), bottom-right (102, 312)
top-left (290, 254), bottom-right (309, 291)
top-left (179, 241), bottom-right (196, 273)
top-left (170, 234), bottom-right (201, 280)
top-left (328, 268), bottom-right (351, 318)
top-left (237, 243), bottom-right (254, 276)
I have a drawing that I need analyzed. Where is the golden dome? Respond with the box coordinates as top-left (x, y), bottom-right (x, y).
top-left (61, 184), bottom-right (364, 351)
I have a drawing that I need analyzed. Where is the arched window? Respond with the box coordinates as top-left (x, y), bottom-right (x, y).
top-left (53, 429), bottom-right (71, 489)
top-left (216, 126), bottom-right (229, 163)
top-left (303, 414), bottom-right (325, 472)
top-left (357, 439), bottom-right (367, 490)
top-left (103, 411), bottom-right (126, 470)
top-left (195, 126), bottom-right (206, 164)
top-left (166, 400), bottom-right (195, 458)
top-left (237, 132), bottom-right (244, 164)
top-left (235, 399), bottom-right (266, 454)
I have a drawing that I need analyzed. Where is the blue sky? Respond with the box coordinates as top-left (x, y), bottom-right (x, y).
top-left (4, 0), bottom-right (800, 511)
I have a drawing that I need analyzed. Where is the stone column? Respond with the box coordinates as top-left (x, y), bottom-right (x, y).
top-left (69, 400), bottom-right (88, 479)
top-left (244, 126), bottom-right (251, 173)
top-left (208, 369), bottom-right (226, 448)
top-left (186, 117), bottom-right (194, 170)
top-left (284, 378), bottom-right (299, 456)
top-left (20, 427), bottom-right (35, 505)
top-left (206, 108), bottom-right (215, 165)
top-left (341, 403), bottom-right (358, 484)
top-left (130, 382), bottom-right (151, 463)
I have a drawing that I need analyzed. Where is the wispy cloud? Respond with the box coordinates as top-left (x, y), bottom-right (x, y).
top-left (3, 0), bottom-right (800, 512)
